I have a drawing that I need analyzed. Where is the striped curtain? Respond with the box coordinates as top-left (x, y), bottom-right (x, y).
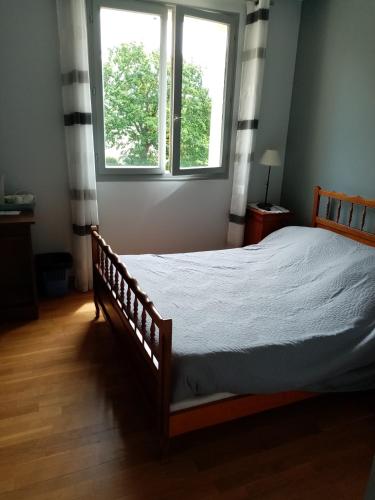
top-left (227, 0), bottom-right (270, 247)
top-left (56, 0), bottom-right (99, 292)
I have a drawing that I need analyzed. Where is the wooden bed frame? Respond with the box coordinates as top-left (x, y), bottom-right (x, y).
top-left (91, 186), bottom-right (375, 450)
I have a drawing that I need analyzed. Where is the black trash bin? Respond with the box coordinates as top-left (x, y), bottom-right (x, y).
top-left (36, 253), bottom-right (73, 297)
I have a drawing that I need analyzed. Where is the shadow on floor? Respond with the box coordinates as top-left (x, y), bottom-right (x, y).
top-left (76, 315), bottom-right (161, 462)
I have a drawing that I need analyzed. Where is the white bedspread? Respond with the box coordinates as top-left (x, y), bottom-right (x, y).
top-left (121, 227), bottom-right (375, 402)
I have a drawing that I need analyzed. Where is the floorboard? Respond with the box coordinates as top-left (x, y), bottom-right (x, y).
top-left (0, 292), bottom-right (374, 499)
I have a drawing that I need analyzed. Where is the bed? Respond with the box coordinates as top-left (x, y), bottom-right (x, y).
top-left (91, 186), bottom-right (375, 450)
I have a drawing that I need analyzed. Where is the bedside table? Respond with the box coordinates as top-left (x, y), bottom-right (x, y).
top-left (244, 206), bottom-right (293, 245)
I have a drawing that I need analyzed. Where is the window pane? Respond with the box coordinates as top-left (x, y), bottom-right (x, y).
top-left (100, 8), bottom-right (164, 168)
top-left (180, 16), bottom-right (228, 169)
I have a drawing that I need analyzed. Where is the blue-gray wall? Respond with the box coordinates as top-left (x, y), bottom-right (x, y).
top-left (247, 0), bottom-right (301, 206)
top-left (282, 0), bottom-right (375, 224)
top-left (0, 0), bottom-right (72, 253)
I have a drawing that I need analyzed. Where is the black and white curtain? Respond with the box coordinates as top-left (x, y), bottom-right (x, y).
top-left (227, 0), bottom-right (270, 246)
top-left (56, 0), bottom-right (99, 292)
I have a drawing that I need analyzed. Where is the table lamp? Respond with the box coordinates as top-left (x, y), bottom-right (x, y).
top-left (257, 149), bottom-right (282, 210)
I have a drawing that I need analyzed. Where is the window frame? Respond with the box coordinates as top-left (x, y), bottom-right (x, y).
top-left (171, 7), bottom-right (237, 177)
top-left (88, 0), bottom-right (168, 176)
top-left (86, 0), bottom-right (239, 181)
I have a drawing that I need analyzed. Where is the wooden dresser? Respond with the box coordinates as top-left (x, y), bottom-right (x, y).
top-left (244, 206), bottom-right (293, 245)
top-left (0, 213), bottom-right (38, 320)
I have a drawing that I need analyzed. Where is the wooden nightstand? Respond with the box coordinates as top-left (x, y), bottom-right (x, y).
top-left (244, 205), bottom-right (293, 245)
top-left (0, 212), bottom-right (38, 320)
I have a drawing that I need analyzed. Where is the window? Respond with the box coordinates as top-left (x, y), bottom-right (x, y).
top-left (87, 0), bottom-right (238, 179)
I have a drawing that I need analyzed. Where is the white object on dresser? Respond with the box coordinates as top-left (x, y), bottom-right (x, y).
top-left (248, 202), bottom-right (290, 214)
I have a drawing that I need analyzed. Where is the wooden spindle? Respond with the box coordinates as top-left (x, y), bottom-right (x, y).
top-left (361, 206), bottom-right (367, 230)
top-left (120, 278), bottom-right (125, 308)
top-left (336, 200), bottom-right (342, 223)
top-left (134, 296), bottom-right (138, 331)
top-left (109, 260), bottom-right (114, 287)
top-left (150, 320), bottom-right (156, 344)
top-left (141, 307), bottom-right (147, 336)
top-left (98, 246), bottom-right (102, 272)
top-left (101, 247), bottom-right (105, 275)
top-left (348, 203), bottom-right (354, 227)
top-left (326, 197), bottom-right (331, 219)
top-left (104, 254), bottom-right (109, 280)
top-left (126, 286), bottom-right (131, 315)
top-left (114, 268), bottom-right (119, 297)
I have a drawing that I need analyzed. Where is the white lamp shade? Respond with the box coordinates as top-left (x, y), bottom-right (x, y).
top-left (260, 149), bottom-right (282, 167)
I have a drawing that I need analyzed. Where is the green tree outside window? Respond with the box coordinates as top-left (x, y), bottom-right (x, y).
top-left (103, 43), bottom-right (212, 168)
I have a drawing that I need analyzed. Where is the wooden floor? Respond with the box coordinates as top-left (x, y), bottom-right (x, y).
top-left (0, 293), bottom-right (374, 500)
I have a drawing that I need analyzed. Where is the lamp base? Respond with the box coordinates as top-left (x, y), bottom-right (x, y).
top-left (257, 202), bottom-right (273, 211)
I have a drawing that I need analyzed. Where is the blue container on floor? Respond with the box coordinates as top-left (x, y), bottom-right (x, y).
top-left (36, 253), bottom-right (73, 297)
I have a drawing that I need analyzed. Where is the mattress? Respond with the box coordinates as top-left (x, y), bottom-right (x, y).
top-left (121, 226), bottom-right (375, 403)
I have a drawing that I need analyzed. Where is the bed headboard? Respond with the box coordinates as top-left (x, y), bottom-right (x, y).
top-left (312, 186), bottom-right (375, 247)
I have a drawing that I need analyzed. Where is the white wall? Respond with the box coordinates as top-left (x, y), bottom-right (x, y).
top-left (248, 0), bottom-right (302, 206)
top-left (0, 0), bottom-right (72, 254)
top-left (97, 0), bottom-right (246, 255)
top-left (97, 179), bottom-right (233, 253)
top-left (98, 0), bottom-right (302, 254)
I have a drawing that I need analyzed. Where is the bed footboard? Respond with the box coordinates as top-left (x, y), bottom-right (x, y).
top-left (91, 227), bottom-right (172, 444)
